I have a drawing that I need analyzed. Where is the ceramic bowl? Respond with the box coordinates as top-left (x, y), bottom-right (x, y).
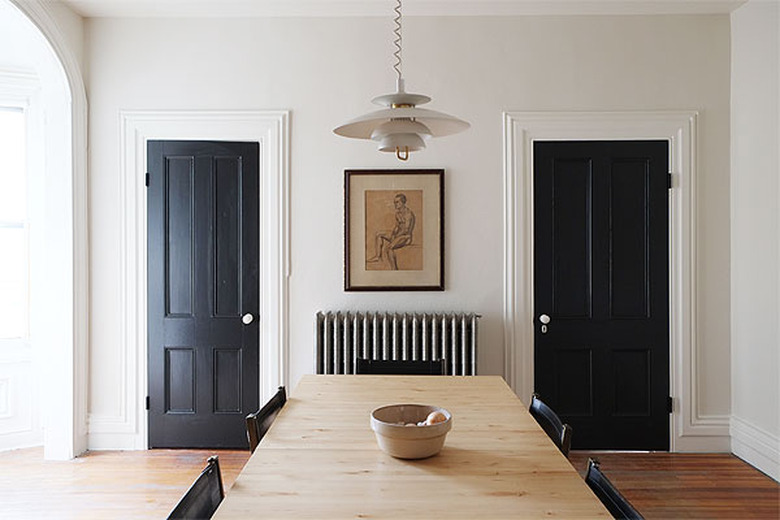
top-left (370, 404), bottom-right (452, 459)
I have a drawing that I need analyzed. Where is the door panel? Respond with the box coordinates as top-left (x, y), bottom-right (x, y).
top-left (551, 158), bottom-right (592, 318)
top-left (554, 347), bottom-right (593, 416)
top-left (214, 156), bottom-right (243, 317)
top-left (166, 156), bottom-right (194, 317)
top-left (611, 348), bottom-right (651, 416)
top-left (214, 348), bottom-right (242, 412)
top-left (166, 347), bottom-right (195, 413)
top-left (609, 160), bottom-right (651, 318)
top-left (148, 140), bottom-right (259, 449)
top-left (534, 140), bottom-right (669, 451)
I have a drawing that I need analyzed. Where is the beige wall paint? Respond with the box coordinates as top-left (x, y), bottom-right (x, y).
top-left (731, 0), bottom-right (779, 480)
top-left (84, 14), bottom-right (732, 447)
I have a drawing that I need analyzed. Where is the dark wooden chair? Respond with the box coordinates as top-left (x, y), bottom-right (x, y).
top-left (355, 358), bottom-right (444, 375)
top-left (167, 455), bottom-right (224, 520)
top-left (585, 458), bottom-right (644, 519)
top-left (245, 385), bottom-right (287, 452)
top-left (528, 393), bottom-right (573, 457)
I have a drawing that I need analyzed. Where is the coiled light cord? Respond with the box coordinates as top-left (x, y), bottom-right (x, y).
top-left (392, 0), bottom-right (403, 81)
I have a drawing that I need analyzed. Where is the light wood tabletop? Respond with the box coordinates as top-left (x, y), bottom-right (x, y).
top-left (214, 375), bottom-right (610, 519)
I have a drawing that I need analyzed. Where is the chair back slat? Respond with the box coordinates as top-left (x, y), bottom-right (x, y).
top-left (585, 458), bottom-right (644, 520)
top-left (167, 455), bottom-right (224, 520)
top-left (529, 393), bottom-right (573, 457)
top-left (355, 358), bottom-right (444, 375)
top-left (585, 459), bottom-right (644, 520)
top-left (246, 386), bottom-right (287, 452)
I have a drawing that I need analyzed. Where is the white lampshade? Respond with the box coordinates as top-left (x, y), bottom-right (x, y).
top-left (332, 0), bottom-right (469, 160)
top-left (370, 119), bottom-right (432, 141)
top-left (376, 133), bottom-right (427, 153)
top-left (335, 106), bottom-right (468, 140)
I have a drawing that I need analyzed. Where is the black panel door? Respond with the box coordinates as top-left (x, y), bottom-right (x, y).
top-left (534, 140), bottom-right (669, 450)
top-left (147, 140), bottom-right (259, 448)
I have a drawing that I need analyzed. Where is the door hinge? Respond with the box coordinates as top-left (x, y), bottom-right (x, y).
top-left (145, 172), bottom-right (150, 187)
top-left (145, 396), bottom-right (150, 410)
top-left (667, 173), bottom-right (673, 190)
top-left (667, 396), bottom-right (674, 413)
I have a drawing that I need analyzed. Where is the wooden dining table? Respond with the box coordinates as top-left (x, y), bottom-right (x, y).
top-left (214, 375), bottom-right (610, 519)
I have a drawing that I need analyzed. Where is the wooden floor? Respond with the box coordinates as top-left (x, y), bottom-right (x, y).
top-left (0, 448), bottom-right (249, 519)
top-left (0, 447), bottom-right (776, 518)
top-left (568, 451), bottom-right (779, 519)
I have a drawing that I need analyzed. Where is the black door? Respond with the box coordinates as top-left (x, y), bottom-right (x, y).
top-left (533, 140), bottom-right (669, 450)
top-left (147, 140), bottom-right (259, 448)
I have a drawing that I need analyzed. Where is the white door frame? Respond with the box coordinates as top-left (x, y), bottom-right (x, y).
top-left (99, 110), bottom-right (290, 450)
top-left (503, 111), bottom-right (729, 452)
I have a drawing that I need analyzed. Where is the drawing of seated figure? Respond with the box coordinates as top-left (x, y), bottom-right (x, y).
top-left (367, 193), bottom-right (415, 270)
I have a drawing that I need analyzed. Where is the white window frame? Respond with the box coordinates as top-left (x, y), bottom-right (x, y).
top-left (0, 106), bottom-right (29, 341)
top-left (0, 70), bottom-right (40, 348)
top-left (0, 68), bottom-right (43, 450)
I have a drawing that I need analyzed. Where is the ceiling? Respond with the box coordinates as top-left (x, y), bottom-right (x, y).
top-left (58, 0), bottom-right (747, 18)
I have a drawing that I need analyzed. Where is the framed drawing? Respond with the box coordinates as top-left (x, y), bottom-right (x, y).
top-left (345, 169), bottom-right (444, 291)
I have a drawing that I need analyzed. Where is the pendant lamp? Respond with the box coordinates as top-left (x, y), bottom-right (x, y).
top-left (333, 0), bottom-right (469, 161)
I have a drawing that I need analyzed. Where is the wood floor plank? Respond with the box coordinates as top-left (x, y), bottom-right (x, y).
top-left (569, 451), bottom-right (779, 519)
top-left (0, 448), bottom-right (776, 518)
top-left (0, 448), bottom-right (251, 519)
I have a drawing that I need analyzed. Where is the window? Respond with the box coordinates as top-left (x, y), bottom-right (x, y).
top-left (0, 107), bottom-right (28, 339)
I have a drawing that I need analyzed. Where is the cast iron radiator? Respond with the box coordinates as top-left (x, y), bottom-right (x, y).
top-left (315, 311), bottom-right (480, 375)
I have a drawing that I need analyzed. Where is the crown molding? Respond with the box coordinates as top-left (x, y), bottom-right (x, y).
top-left (59, 0), bottom-right (747, 19)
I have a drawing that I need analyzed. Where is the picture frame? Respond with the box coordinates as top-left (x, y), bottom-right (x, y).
top-left (345, 169), bottom-right (444, 291)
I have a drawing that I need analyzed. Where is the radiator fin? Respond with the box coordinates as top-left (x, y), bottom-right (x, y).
top-left (316, 311), bottom-right (480, 376)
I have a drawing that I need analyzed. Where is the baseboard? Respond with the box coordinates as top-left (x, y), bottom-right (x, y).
top-left (674, 434), bottom-right (732, 452)
top-left (674, 413), bottom-right (731, 452)
top-left (87, 432), bottom-right (146, 451)
top-left (731, 415), bottom-right (780, 481)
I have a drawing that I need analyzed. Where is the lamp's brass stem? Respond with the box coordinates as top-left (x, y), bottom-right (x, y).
top-left (395, 146), bottom-right (410, 161)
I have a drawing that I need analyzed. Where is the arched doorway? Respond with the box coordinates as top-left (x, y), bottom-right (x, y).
top-left (1, 0), bottom-right (87, 460)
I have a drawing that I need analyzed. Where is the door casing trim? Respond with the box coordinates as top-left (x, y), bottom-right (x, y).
top-left (95, 109), bottom-right (290, 450)
top-left (502, 111), bottom-right (729, 452)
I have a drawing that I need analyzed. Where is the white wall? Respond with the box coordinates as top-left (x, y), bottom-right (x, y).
top-left (730, 0), bottom-right (780, 480)
top-left (84, 14), bottom-right (732, 449)
top-left (41, 0), bottom-right (84, 70)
